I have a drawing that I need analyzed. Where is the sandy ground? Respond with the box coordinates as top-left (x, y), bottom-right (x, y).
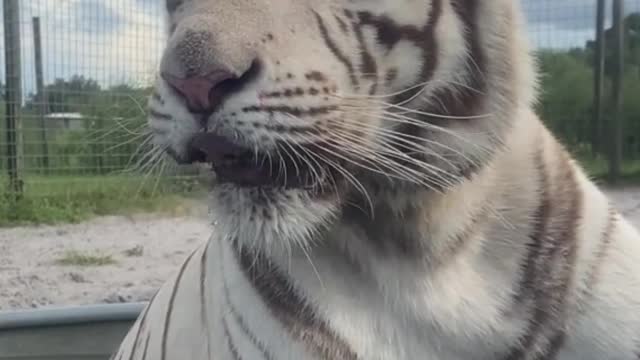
top-left (1, 188), bottom-right (640, 312)
top-left (0, 205), bottom-right (212, 311)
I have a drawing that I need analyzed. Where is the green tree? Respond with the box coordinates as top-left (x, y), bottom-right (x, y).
top-left (25, 75), bottom-right (101, 114)
top-left (535, 50), bottom-right (594, 149)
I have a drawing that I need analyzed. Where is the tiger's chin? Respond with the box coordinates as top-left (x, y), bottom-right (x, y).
top-left (176, 133), bottom-right (343, 251)
top-left (208, 183), bottom-right (339, 253)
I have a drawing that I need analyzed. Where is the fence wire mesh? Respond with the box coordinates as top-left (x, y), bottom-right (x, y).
top-left (1, 0), bottom-right (639, 223)
top-left (526, 0), bottom-right (640, 178)
top-left (0, 0), bottom-right (204, 223)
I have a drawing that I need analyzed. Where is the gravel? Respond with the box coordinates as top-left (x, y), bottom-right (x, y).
top-left (1, 187), bottom-right (639, 312)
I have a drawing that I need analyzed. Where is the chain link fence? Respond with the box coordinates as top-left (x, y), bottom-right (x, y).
top-left (1, 0), bottom-right (639, 224)
top-left (525, 0), bottom-right (640, 181)
top-left (0, 0), bottom-right (204, 224)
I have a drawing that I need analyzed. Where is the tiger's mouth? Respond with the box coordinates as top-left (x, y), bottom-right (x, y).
top-left (183, 133), bottom-right (321, 190)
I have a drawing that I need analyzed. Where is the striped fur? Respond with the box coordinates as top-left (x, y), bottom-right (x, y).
top-left (114, 0), bottom-right (640, 359)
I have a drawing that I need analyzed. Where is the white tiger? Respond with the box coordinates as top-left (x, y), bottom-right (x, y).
top-left (112, 0), bottom-right (640, 359)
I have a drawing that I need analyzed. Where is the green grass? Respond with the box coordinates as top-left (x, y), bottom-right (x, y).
top-left (576, 156), bottom-right (640, 186)
top-left (0, 174), bottom-right (206, 227)
top-left (1, 156), bottom-right (638, 227)
top-left (55, 249), bottom-right (117, 267)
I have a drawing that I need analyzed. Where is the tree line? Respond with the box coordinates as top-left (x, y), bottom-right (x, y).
top-left (0, 75), bottom-right (152, 175)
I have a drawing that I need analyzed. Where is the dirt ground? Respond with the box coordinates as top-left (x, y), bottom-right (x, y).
top-left (1, 187), bottom-right (640, 312)
top-left (0, 205), bottom-right (212, 311)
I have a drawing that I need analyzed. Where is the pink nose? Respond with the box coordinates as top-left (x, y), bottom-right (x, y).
top-left (162, 71), bottom-right (235, 113)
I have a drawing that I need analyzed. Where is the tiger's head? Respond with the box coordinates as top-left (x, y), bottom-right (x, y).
top-left (149, 0), bottom-right (536, 250)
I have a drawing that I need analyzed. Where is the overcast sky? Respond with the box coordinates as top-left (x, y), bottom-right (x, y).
top-left (1, 0), bottom-right (639, 96)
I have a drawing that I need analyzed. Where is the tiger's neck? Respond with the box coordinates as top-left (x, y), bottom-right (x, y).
top-left (228, 106), bottom-right (542, 297)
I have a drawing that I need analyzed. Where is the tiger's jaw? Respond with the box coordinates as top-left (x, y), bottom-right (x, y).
top-left (179, 130), bottom-right (344, 252)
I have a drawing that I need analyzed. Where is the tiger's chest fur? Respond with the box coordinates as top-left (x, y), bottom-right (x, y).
top-left (116, 185), bottom-right (640, 360)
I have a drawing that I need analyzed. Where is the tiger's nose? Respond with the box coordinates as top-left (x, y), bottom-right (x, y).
top-left (162, 70), bottom-right (237, 114)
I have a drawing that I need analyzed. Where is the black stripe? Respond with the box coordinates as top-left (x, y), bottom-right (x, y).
top-left (233, 243), bottom-right (359, 360)
top-left (161, 250), bottom-right (198, 360)
top-left (356, 0), bottom-right (442, 104)
top-left (536, 153), bottom-right (581, 359)
top-left (223, 317), bottom-right (243, 360)
top-left (354, 1), bottom-right (453, 190)
top-left (334, 14), bottom-right (350, 34)
top-left (140, 333), bottom-right (151, 360)
top-left (503, 147), bottom-right (552, 360)
top-left (389, 0), bottom-right (491, 189)
top-left (200, 244), bottom-right (208, 319)
top-left (576, 207), bottom-right (617, 316)
top-left (200, 244), bottom-right (212, 359)
top-left (431, 0), bottom-right (487, 117)
top-left (128, 290), bottom-right (159, 360)
top-left (223, 276), bottom-right (275, 360)
top-left (512, 149), bottom-right (551, 305)
top-left (348, 10), bottom-right (378, 95)
top-left (422, 0), bottom-right (443, 81)
top-left (587, 207), bottom-right (617, 286)
top-left (313, 11), bottom-right (359, 88)
top-left (504, 147), bottom-right (582, 360)
top-left (242, 105), bottom-right (338, 117)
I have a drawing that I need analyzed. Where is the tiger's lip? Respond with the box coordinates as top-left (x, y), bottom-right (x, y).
top-left (185, 132), bottom-right (314, 189)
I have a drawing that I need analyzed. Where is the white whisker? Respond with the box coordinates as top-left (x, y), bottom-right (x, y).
top-left (322, 130), bottom-right (454, 191)
top-left (335, 118), bottom-right (484, 170)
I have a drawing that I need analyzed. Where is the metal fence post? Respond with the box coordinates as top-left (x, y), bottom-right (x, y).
top-left (3, 0), bottom-right (24, 197)
top-left (33, 16), bottom-right (50, 174)
top-left (592, 0), bottom-right (606, 157)
top-left (608, 0), bottom-right (625, 184)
